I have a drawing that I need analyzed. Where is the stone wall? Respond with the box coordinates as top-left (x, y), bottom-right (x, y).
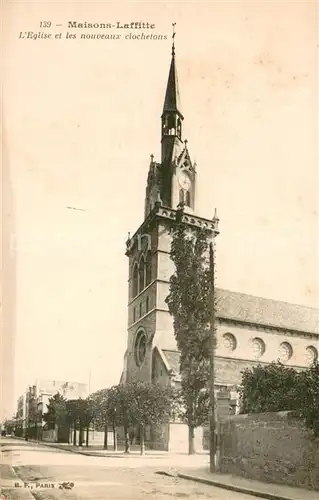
top-left (126, 310), bottom-right (156, 383)
top-left (219, 411), bottom-right (319, 491)
top-left (151, 348), bottom-right (170, 386)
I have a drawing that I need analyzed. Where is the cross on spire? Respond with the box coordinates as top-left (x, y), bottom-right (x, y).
top-left (172, 22), bottom-right (176, 55)
top-left (162, 22), bottom-right (182, 116)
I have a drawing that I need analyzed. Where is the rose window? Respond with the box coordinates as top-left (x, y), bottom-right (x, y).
top-left (134, 331), bottom-right (147, 367)
top-left (251, 337), bottom-right (266, 358)
top-left (305, 346), bottom-right (318, 366)
top-left (279, 342), bottom-right (293, 362)
top-left (222, 333), bottom-right (237, 351)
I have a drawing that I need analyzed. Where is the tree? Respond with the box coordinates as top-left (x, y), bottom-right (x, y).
top-left (83, 397), bottom-right (95, 447)
top-left (42, 393), bottom-right (67, 441)
top-left (109, 384), bottom-right (132, 453)
top-left (90, 389), bottom-right (110, 449)
top-left (126, 381), bottom-right (176, 455)
top-left (103, 382), bottom-right (176, 455)
top-left (90, 387), bottom-right (120, 450)
top-left (66, 399), bottom-right (80, 446)
top-left (74, 398), bottom-right (91, 447)
top-left (178, 361), bottom-right (210, 453)
top-left (27, 391), bottom-right (42, 440)
top-left (14, 416), bottom-right (24, 437)
top-left (3, 418), bottom-right (16, 435)
top-left (291, 362), bottom-right (319, 437)
top-left (43, 393), bottom-right (67, 430)
top-left (165, 205), bottom-right (212, 454)
top-left (239, 361), bottom-right (319, 437)
top-left (239, 362), bottom-right (298, 414)
top-left (106, 386), bottom-right (120, 451)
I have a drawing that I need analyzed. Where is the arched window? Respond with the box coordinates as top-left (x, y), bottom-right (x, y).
top-left (167, 115), bottom-right (175, 135)
top-left (132, 263), bottom-right (138, 297)
top-left (139, 302), bottom-right (143, 318)
top-left (179, 189), bottom-right (184, 204)
top-left (145, 251), bottom-right (152, 286)
top-left (138, 257), bottom-right (145, 293)
top-left (177, 118), bottom-right (181, 138)
top-left (185, 190), bottom-right (191, 207)
top-left (146, 296), bottom-right (149, 313)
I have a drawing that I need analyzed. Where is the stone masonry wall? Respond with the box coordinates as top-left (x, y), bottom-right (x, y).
top-left (126, 310), bottom-right (156, 383)
top-left (219, 412), bottom-right (319, 491)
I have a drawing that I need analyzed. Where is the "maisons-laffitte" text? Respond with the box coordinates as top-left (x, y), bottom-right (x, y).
top-left (68, 21), bottom-right (155, 29)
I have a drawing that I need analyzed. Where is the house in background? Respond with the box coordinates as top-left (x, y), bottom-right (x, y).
top-left (14, 393), bottom-right (27, 436)
top-left (16, 379), bottom-right (88, 440)
top-left (35, 378), bottom-right (88, 417)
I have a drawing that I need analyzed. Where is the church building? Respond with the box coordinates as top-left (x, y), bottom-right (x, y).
top-left (121, 41), bottom-right (319, 451)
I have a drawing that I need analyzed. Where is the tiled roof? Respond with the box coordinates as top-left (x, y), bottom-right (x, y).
top-left (216, 289), bottom-right (319, 335)
top-left (160, 352), bottom-right (306, 385)
top-left (160, 292), bottom-right (318, 378)
top-left (162, 349), bottom-right (181, 374)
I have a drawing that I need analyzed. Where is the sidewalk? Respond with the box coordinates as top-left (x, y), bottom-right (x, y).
top-left (159, 466), bottom-right (319, 500)
top-left (39, 441), bottom-right (178, 458)
top-left (4, 437), bottom-right (208, 459)
top-left (5, 438), bottom-right (317, 499)
top-left (0, 463), bottom-right (34, 499)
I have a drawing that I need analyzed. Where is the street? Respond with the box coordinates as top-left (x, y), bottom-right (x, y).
top-left (1, 438), bottom-right (259, 500)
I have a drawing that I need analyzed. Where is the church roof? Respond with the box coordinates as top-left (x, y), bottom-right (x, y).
top-left (216, 288), bottom-right (319, 335)
top-left (162, 48), bottom-right (182, 117)
top-left (156, 291), bottom-right (318, 383)
top-left (162, 349), bottom-right (181, 374)
top-left (160, 353), bottom-right (307, 386)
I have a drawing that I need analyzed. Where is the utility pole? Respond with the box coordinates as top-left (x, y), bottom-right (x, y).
top-left (209, 237), bottom-right (217, 472)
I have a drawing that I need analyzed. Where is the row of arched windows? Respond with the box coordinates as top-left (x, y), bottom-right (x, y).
top-left (132, 251), bottom-right (152, 297)
top-left (133, 296), bottom-right (150, 323)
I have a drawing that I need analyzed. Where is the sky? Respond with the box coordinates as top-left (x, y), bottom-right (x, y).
top-left (3, 1), bottom-right (318, 410)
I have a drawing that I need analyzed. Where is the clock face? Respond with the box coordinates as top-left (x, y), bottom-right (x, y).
top-left (178, 172), bottom-right (191, 190)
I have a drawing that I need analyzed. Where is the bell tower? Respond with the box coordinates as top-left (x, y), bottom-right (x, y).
top-left (123, 31), bottom-right (219, 387)
top-left (161, 28), bottom-right (184, 162)
top-left (145, 30), bottom-right (197, 218)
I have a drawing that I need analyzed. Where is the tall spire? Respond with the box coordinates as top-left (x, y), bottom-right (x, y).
top-left (162, 23), bottom-right (183, 117)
